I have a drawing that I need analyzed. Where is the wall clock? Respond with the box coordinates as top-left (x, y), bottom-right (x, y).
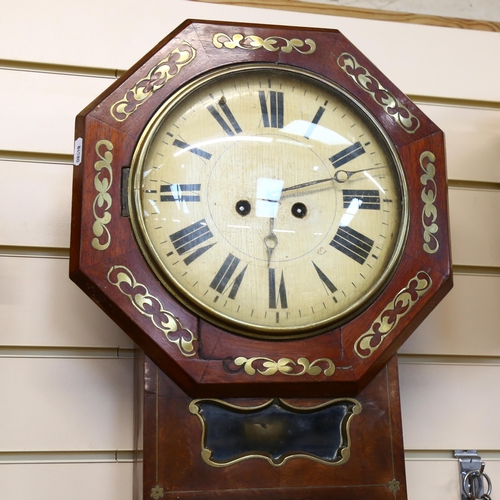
top-left (71, 20), bottom-right (452, 499)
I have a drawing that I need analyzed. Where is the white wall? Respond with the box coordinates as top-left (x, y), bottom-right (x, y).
top-left (1, 1), bottom-right (499, 499)
top-left (298, 0), bottom-right (500, 22)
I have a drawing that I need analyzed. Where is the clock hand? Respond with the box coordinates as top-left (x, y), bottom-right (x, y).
top-left (264, 218), bottom-right (278, 267)
top-left (282, 167), bottom-right (384, 192)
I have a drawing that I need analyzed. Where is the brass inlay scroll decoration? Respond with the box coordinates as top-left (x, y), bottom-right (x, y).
top-left (420, 151), bottom-right (440, 254)
top-left (189, 398), bottom-right (361, 468)
top-left (337, 52), bottom-right (420, 134)
top-left (213, 33), bottom-right (316, 54)
top-left (107, 265), bottom-right (198, 357)
top-left (110, 41), bottom-right (197, 122)
top-left (92, 140), bottom-right (113, 251)
top-left (150, 485), bottom-right (164, 500)
top-left (228, 356), bottom-right (335, 377)
top-left (355, 271), bottom-right (432, 358)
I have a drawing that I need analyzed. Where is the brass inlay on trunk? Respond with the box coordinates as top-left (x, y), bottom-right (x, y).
top-left (389, 479), bottom-right (401, 493)
top-left (150, 485), bottom-right (164, 499)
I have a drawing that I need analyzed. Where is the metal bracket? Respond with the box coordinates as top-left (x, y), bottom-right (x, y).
top-left (454, 450), bottom-right (491, 500)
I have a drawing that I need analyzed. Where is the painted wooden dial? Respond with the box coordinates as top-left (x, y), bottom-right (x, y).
top-left (129, 64), bottom-right (407, 338)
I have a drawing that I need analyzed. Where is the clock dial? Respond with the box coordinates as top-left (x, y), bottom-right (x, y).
top-left (130, 65), bottom-right (408, 338)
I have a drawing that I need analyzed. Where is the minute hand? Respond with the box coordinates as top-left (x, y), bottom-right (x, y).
top-left (282, 167), bottom-right (384, 193)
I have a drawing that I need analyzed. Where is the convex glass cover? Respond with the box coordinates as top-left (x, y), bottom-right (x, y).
top-left (130, 65), bottom-right (408, 338)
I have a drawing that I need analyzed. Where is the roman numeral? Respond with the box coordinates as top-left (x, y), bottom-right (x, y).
top-left (172, 139), bottom-right (212, 160)
top-left (210, 253), bottom-right (247, 299)
top-left (259, 91), bottom-right (284, 128)
top-left (342, 189), bottom-right (380, 210)
top-left (207, 101), bottom-right (242, 136)
top-left (304, 106), bottom-right (325, 139)
top-left (312, 262), bottom-right (337, 294)
top-left (329, 141), bottom-right (365, 169)
top-left (268, 268), bottom-right (288, 309)
top-left (330, 226), bottom-right (374, 264)
top-left (160, 184), bottom-right (200, 202)
top-left (169, 219), bottom-right (215, 265)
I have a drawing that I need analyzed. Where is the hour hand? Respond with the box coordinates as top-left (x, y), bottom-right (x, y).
top-left (264, 218), bottom-right (278, 267)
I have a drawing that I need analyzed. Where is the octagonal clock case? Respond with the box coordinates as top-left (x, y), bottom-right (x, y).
top-left (70, 20), bottom-right (452, 398)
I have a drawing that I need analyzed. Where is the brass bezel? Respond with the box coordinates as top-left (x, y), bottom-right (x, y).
top-left (129, 63), bottom-right (410, 339)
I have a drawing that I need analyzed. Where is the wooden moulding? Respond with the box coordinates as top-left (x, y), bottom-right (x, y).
top-left (190, 0), bottom-right (500, 33)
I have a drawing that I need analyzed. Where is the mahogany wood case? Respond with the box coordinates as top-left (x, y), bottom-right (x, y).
top-left (70, 20), bottom-right (452, 399)
top-left (70, 20), bottom-right (452, 500)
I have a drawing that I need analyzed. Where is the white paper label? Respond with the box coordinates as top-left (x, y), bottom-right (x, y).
top-left (74, 137), bottom-right (83, 166)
